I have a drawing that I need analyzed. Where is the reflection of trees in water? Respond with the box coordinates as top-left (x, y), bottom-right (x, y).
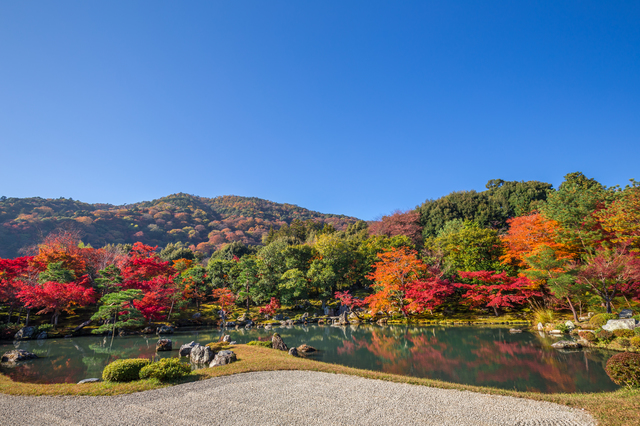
top-left (333, 326), bottom-right (618, 393)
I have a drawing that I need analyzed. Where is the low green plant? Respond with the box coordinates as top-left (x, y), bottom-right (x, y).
top-left (596, 329), bottom-right (614, 342)
top-left (613, 329), bottom-right (635, 338)
top-left (590, 313), bottom-right (617, 328)
top-left (139, 358), bottom-right (191, 381)
top-left (35, 324), bottom-right (54, 333)
top-left (206, 342), bottom-right (230, 352)
top-left (578, 330), bottom-right (597, 342)
top-left (532, 307), bottom-right (555, 325)
top-left (556, 323), bottom-right (569, 333)
top-left (102, 358), bottom-right (150, 382)
top-left (635, 328), bottom-right (640, 336)
top-left (605, 352), bottom-right (640, 388)
top-left (247, 340), bottom-right (273, 348)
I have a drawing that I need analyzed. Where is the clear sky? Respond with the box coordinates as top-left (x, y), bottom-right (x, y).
top-left (1, 2), bottom-right (638, 220)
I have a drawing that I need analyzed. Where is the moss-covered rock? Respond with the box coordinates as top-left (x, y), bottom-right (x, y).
top-left (247, 340), bottom-right (272, 348)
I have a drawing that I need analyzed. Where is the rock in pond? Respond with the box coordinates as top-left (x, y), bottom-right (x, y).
top-left (297, 344), bottom-right (317, 353)
top-left (509, 329), bottom-right (523, 334)
top-left (272, 333), bottom-right (288, 351)
top-left (548, 329), bottom-right (564, 335)
top-left (551, 340), bottom-right (582, 350)
top-left (142, 326), bottom-right (156, 334)
top-left (156, 325), bottom-right (174, 335)
top-left (190, 344), bottom-right (215, 364)
top-left (2, 349), bottom-right (38, 363)
top-left (288, 347), bottom-right (299, 357)
top-left (602, 319), bottom-right (637, 332)
top-left (156, 339), bottom-right (173, 352)
top-left (222, 334), bottom-right (231, 343)
top-left (180, 341), bottom-right (198, 357)
top-left (565, 321), bottom-right (575, 330)
top-left (77, 378), bottom-right (100, 384)
top-left (210, 350), bottom-right (237, 367)
top-left (14, 327), bottom-right (36, 341)
top-left (36, 331), bottom-right (47, 340)
top-left (537, 322), bottom-right (544, 331)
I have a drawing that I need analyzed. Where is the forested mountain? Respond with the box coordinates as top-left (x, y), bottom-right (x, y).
top-left (0, 193), bottom-right (357, 258)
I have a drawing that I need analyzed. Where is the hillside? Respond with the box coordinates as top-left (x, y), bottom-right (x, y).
top-left (0, 193), bottom-right (358, 258)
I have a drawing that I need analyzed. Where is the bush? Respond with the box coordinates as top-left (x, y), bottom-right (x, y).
top-left (630, 336), bottom-right (640, 347)
top-left (613, 329), bottom-right (635, 338)
top-left (139, 358), bottom-right (191, 381)
top-left (556, 323), bottom-right (569, 333)
top-left (605, 352), bottom-right (640, 388)
top-left (102, 358), bottom-right (150, 382)
top-left (206, 342), bottom-right (230, 352)
top-left (533, 308), bottom-right (555, 325)
top-left (619, 338), bottom-right (631, 348)
top-left (578, 331), bottom-right (597, 342)
top-left (247, 340), bottom-right (273, 348)
top-left (590, 313), bottom-right (617, 328)
top-left (35, 324), bottom-right (54, 333)
top-left (635, 328), bottom-right (640, 337)
top-left (596, 329), bottom-right (614, 342)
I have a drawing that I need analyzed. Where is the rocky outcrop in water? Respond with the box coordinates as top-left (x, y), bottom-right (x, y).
top-left (297, 344), bottom-right (317, 353)
top-left (156, 339), bottom-right (173, 351)
top-left (551, 340), bottom-right (582, 350)
top-left (2, 349), bottom-right (38, 363)
top-left (180, 341), bottom-right (197, 357)
top-left (14, 327), bottom-right (36, 341)
top-left (156, 325), bottom-right (174, 335)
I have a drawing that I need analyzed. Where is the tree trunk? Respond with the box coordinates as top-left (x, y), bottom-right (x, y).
top-left (493, 305), bottom-right (499, 316)
top-left (110, 311), bottom-right (117, 348)
top-left (606, 298), bottom-right (612, 314)
top-left (25, 309), bottom-right (31, 327)
top-left (246, 281), bottom-right (250, 312)
top-left (566, 297), bottom-right (578, 323)
top-left (6, 306), bottom-right (12, 324)
top-left (167, 300), bottom-right (175, 321)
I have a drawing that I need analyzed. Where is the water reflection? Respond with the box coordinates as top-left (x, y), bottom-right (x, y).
top-left (0, 325), bottom-right (619, 393)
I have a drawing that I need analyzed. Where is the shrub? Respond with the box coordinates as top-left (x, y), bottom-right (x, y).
top-left (635, 328), bottom-right (640, 337)
top-left (206, 342), bottom-right (230, 352)
top-left (590, 313), bottom-right (617, 328)
top-left (578, 331), bottom-right (597, 342)
top-left (605, 353), bottom-right (640, 388)
top-left (247, 340), bottom-right (273, 348)
top-left (102, 358), bottom-right (150, 382)
top-left (619, 338), bottom-right (631, 348)
top-left (630, 336), bottom-right (640, 348)
top-left (556, 323), bottom-right (569, 333)
top-left (596, 329), bottom-right (614, 342)
top-left (139, 358), bottom-right (191, 381)
top-left (613, 329), bottom-right (635, 338)
top-left (532, 308), bottom-right (555, 325)
top-left (36, 324), bottom-right (54, 333)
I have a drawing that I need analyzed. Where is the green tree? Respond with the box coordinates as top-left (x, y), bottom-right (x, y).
top-left (91, 289), bottom-right (144, 346)
top-left (38, 261), bottom-right (75, 284)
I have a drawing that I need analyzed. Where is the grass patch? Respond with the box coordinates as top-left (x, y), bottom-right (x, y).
top-left (0, 345), bottom-right (637, 425)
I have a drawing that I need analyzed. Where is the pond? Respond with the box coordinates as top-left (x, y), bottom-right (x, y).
top-left (0, 324), bottom-right (619, 393)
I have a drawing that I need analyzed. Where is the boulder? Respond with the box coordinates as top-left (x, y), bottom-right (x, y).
top-left (192, 312), bottom-right (202, 320)
top-left (2, 349), bottom-right (38, 363)
top-left (222, 335), bottom-right (231, 343)
top-left (264, 324), bottom-right (272, 330)
top-left (376, 318), bottom-right (388, 325)
top-left (237, 313), bottom-right (248, 323)
top-left (272, 333), bottom-right (288, 351)
top-left (210, 350), bottom-right (237, 367)
top-left (537, 322), bottom-right (544, 331)
top-left (619, 309), bottom-right (634, 319)
top-left (179, 341), bottom-right (198, 357)
top-left (296, 344), bottom-right (317, 353)
top-left (551, 340), bottom-right (583, 350)
top-left (509, 329), bottom-right (523, 334)
top-left (565, 321), bottom-right (575, 330)
top-left (77, 378), bottom-right (100, 384)
top-left (338, 311), bottom-right (349, 326)
top-left (288, 348), bottom-right (299, 357)
top-left (190, 344), bottom-right (215, 364)
top-left (156, 325), bottom-right (174, 335)
top-left (36, 332), bottom-right (47, 340)
top-left (300, 312), bottom-right (309, 322)
top-left (156, 339), bottom-right (173, 352)
top-left (142, 326), bottom-right (156, 334)
top-left (548, 329), bottom-right (563, 335)
top-left (14, 327), bottom-right (36, 341)
top-left (602, 319), bottom-right (637, 332)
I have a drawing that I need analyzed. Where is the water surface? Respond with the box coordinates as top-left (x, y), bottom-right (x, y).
top-left (0, 325), bottom-right (618, 393)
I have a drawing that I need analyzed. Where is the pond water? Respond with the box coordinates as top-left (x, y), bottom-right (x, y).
top-left (0, 325), bottom-right (619, 393)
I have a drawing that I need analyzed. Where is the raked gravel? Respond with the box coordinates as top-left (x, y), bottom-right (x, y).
top-left (0, 370), bottom-right (596, 425)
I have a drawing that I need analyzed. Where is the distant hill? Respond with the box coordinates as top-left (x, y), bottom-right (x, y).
top-left (0, 193), bottom-right (358, 258)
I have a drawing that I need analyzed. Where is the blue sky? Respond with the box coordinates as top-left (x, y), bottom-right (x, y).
top-left (1, 2), bottom-right (638, 220)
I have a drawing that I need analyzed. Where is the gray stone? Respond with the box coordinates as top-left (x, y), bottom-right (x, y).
top-left (142, 326), bottom-right (156, 334)
top-left (209, 350), bottom-right (237, 367)
top-left (565, 321), bottom-right (575, 330)
top-left (288, 347), bottom-right (299, 357)
top-left (338, 311), bottom-right (349, 326)
top-left (297, 344), bottom-right (317, 353)
top-left (272, 333), bottom-right (288, 351)
top-left (222, 334), bottom-right (231, 343)
top-left (77, 378), bottom-right (100, 384)
top-left (300, 312), bottom-right (309, 321)
top-left (537, 322), bottom-right (544, 331)
top-left (619, 309), bottom-right (634, 319)
top-left (509, 329), bottom-right (523, 334)
top-left (156, 325), bottom-right (174, 335)
top-left (548, 330), bottom-right (564, 335)
top-left (551, 340), bottom-right (583, 350)
top-left (36, 332), bottom-right (47, 340)
top-left (14, 327), bottom-right (36, 341)
top-left (192, 312), bottom-right (202, 320)
top-left (602, 318), bottom-right (636, 332)
top-left (2, 349), bottom-right (38, 363)
top-left (274, 314), bottom-right (284, 321)
top-left (179, 341), bottom-right (197, 357)
top-left (156, 339), bottom-right (173, 352)
top-left (190, 344), bottom-right (214, 364)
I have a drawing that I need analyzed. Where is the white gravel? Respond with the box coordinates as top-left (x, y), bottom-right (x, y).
top-left (0, 370), bottom-right (596, 425)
